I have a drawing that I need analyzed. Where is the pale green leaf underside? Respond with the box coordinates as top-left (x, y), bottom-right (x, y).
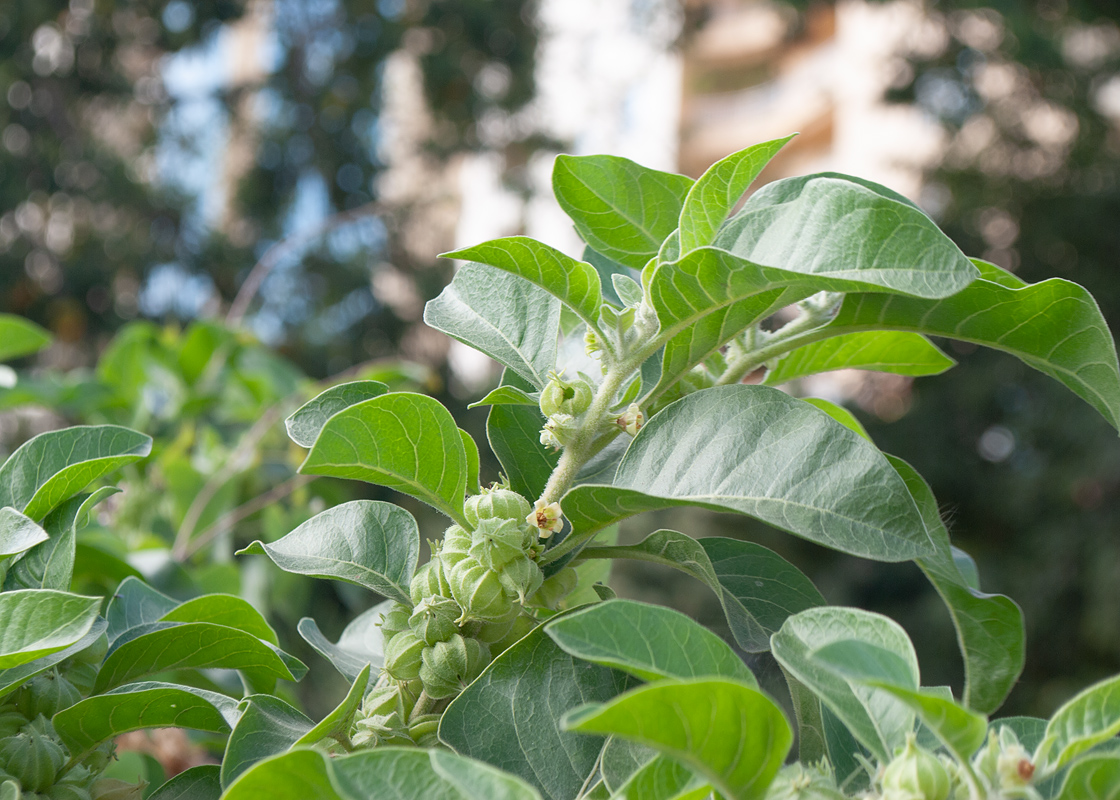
top-left (546, 598), bottom-right (757, 686)
top-left (239, 500), bottom-right (419, 605)
top-left (105, 576), bottom-right (178, 644)
top-left (469, 385), bottom-right (539, 409)
top-left (53, 681), bottom-right (241, 756)
top-left (0, 314), bottom-right (51, 362)
top-left (0, 507), bottom-right (48, 558)
top-left (611, 755), bottom-right (706, 800)
top-left (552, 154), bottom-right (694, 270)
top-left (301, 392), bottom-right (469, 524)
top-left (297, 602), bottom-right (388, 683)
top-left (221, 749), bottom-right (343, 800)
top-left (0, 589), bottom-right (100, 669)
top-left (1039, 674), bottom-right (1120, 774)
top-left (764, 331), bottom-right (954, 385)
top-left (562, 385), bottom-right (930, 563)
top-left (425, 262), bottom-right (560, 389)
top-left (0, 618), bottom-right (106, 698)
top-left (564, 678), bottom-right (792, 800)
top-left (222, 695), bottom-right (314, 787)
top-left (285, 380), bottom-right (389, 448)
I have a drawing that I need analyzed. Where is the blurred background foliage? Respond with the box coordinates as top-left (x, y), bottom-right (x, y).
top-left (3, 0), bottom-right (1120, 726)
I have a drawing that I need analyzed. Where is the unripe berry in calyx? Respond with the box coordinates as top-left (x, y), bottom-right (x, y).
top-left (409, 558), bottom-right (450, 606)
top-left (463, 488), bottom-right (531, 528)
top-left (0, 727), bottom-right (65, 792)
top-left (497, 556), bottom-right (544, 604)
top-left (447, 559), bottom-right (516, 624)
top-left (881, 734), bottom-right (950, 800)
top-left (408, 596), bottom-right (461, 646)
top-left (538, 373), bottom-right (593, 418)
top-left (16, 670), bottom-right (81, 720)
top-left (419, 635), bottom-right (492, 698)
top-left (439, 525), bottom-right (473, 570)
top-left (382, 631), bottom-right (426, 682)
top-left (468, 518), bottom-right (528, 572)
top-left (378, 602), bottom-right (412, 646)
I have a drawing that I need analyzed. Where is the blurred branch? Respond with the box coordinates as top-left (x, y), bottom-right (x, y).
top-left (226, 200), bottom-right (388, 327)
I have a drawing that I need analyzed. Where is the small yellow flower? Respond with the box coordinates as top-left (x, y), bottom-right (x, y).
top-left (527, 500), bottom-right (563, 538)
top-left (616, 403), bottom-right (644, 436)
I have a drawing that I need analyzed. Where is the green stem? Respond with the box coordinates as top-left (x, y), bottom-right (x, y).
top-left (409, 690), bottom-right (436, 724)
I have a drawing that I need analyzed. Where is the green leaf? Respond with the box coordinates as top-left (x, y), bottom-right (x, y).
top-left (296, 664), bottom-right (370, 747)
top-left (297, 601), bottom-right (389, 682)
top-left (94, 621), bottom-right (308, 692)
top-left (0, 425), bottom-right (152, 521)
top-left (771, 606), bottom-right (919, 762)
top-left (608, 755), bottom-right (705, 800)
top-left (148, 764), bottom-right (222, 800)
top-left (161, 594), bottom-right (279, 644)
top-left (331, 748), bottom-right (546, 800)
top-left (561, 385), bottom-right (930, 562)
top-left (764, 332), bottom-right (954, 385)
top-left (1055, 755), bottom-right (1120, 800)
top-left (53, 681), bottom-right (241, 756)
top-left (440, 623), bottom-right (632, 800)
top-left (0, 589), bottom-right (101, 669)
top-left (810, 640), bottom-right (987, 761)
top-left (789, 263), bottom-right (1120, 429)
top-left (564, 678), bottom-right (792, 800)
top-left (468, 385), bottom-right (540, 409)
top-left (0, 617), bottom-right (106, 698)
top-left (238, 500), bottom-right (420, 605)
top-left (1037, 674), bottom-right (1120, 774)
top-left (800, 398), bottom-right (870, 439)
top-left (583, 247), bottom-right (637, 307)
top-left (552, 154), bottom-right (694, 269)
top-left (300, 393), bottom-right (469, 525)
top-left (0, 314), bottom-right (51, 362)
top-left (424, 263), bottom-right (560, 389)
top-left (487, 370), bottom-right (559, 501)
top-left (0, 507), bottom-right (48, 558)
top-left (222, 695), bottom-right (314, 787)
top-left (461, 428), bottom-right (481, 496)
top-left (546, 598), bottom-right (757, 685)
top-left (677, 135), bottom-right (795, 252)
top-left (600, 738), bottom-right (656, 793)
top-left (220, 749), bottom-right (344, 800)
top-left (444, 238), bottom-right (606, 337)
top-left (285, 380), bottom-right (389, 448)
top-left (715, 174), bottom-right (979, 298)
top-left (105, 576), bottom-right (177, 644)
top-left (889, 456), bottom-right (1025, 714)
top-left (612, 274), bottom-right (643, 308)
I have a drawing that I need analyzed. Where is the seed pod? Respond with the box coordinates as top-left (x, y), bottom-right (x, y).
top-left (464, 490), bottom-right (532, 527)
top-left (468, 518), bottom-right (526, 572)
top-left (377, 603), bottom-right (412, 648)
top-left (539, 374), bottom-right (593, 417)
top-left (447, 559), bottom-right (516, 623)
top-left (382, 631), bottom-right (426, 682)
top-left (497, 556), bottom-right (544, 604)
top-left (419, 635), bottom-right (492, 699)
top-left (351, 685), bottom-right (411, 748)
top-left (881, 734), bottom-right (950, 800)
top-left (408, 596), bottom-right (461, 646)
top-left (439, 526), bottom-right (473, 570)
top-left (529, 566), bottom-right (579, 608)
top-left (16, 672), bottom-right (81, 720)
top-left (409, 558), bottom-right (450, 606)
top-left (0, 708), bottom-right (28, 738)
top-left (407, 714), bottom-right (441, 748)
top-left (489, 614), bottom-right (539, 655)
top-left (0, 729), bottom-right (65, 792)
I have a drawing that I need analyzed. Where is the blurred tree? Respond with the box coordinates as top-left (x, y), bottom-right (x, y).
top-left (0, 0), bottom-right (539, 376)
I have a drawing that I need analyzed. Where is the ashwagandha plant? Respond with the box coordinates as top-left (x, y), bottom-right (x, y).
top-left (4, 135), bottom-right (1120, 800)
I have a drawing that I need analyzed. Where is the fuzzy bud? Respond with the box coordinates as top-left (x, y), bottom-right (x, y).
top-left (997, 744), bottom-right (1035, 789)
top-left (766, 763), bottom-right (846, 800)
top-left (419, 635), bottom-right (492, 699)
top-left (409, 558), bottom-right (450, 606)
top-left (0, 729), bottom-right (65, 792)
top-left (584, 329), bottom-right (601, 357)
top-left (408, 596), bottom-right (461, 646)
top-left (447, 559), bottom-right (516, 623)
top-left (616, 403), bottom-right (644, 436)
top-left (382, 631), bottom-right (426, 682)
top-left (464, 489), bottom-right (532, 528)
top-left (468, 518), bottom-right (528, 572)
top-left (541, 413), bottom-right (577, 448)
top-left (407, 714), bottom-right (442, 748)
top-left (377, 603), bottom-right (412, 648)
top-left (881, 734), bottom-right (950, 800)
top-left (526, 500), bottom-right (563, 538)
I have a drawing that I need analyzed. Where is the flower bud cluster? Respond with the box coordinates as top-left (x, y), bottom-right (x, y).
top-left (538, 372), bottom-right (594, 451)
top-left (970, 727), bottom-right (1040, 800)
top-left (879, 734), bottom-right (951, 800)
top-left (357, 486), bottom-right (546, 748)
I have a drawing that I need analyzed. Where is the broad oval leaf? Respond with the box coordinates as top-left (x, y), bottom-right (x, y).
top-left (677, 135), bottom-right (795, 252)
top-left (300, 393), bottom-right (469, 525)
top-left (444, 237), bottom-right (606, 338)
top-left (552, 154), bottom-right (694, 270)
top-left (220, 748), bottom-right (344, 800)
top-left (468, 384), bottom-right (540, 409)
top-left (610, 755), bottom-right (706, 800)
top-left (238, 500), bottom-right (419, 605)
top-left (298, 600), bottom-right (390, 682)
top-left (296, 664), bottom-right (370, 747)
top-left (561, 385), bottom-right (930, 563)
top-left (563, 678), bottom-right (792, 800)
top-left (546, 598), bottom-right (756, 685)
top-left (331, 748), bottom-right (545, 800)
top-left (285, 380), bottom-right (388, 448)
top-left (425, 262), bottom-right (560, 389)
top-left (0, 507), bottom-right (48, 558)
top-left (148, 765), bottom-right (222, 800)
top-left (763, 332), bottom-right (954, 385)
top-left (95, 621), bottom-right (308, 692)
top-left (771, 606), bottom-right (919, 762)
top-left (0, 425), bottom-right (152, 521)
top-left (221, 695), bottom-right (314, 787)
top-left (0, 314), bottom-right (51, 362)
top-left (1037, 674), bottom-right (1120, 774)
top-left (0, 589), bottom-right (100, 669)
top-left (487, 370), bottom-right (559, 501)
top-left (53, 681), bottom-right (241, 756)
top-left (440, 623), bottom-right (632, 800)
top-left (161, 594), bottom-right (279, 644)
top-left (0, 618), bottom-right (106, 698)
top-left (105, 576), bottom-right (177, 644)
top-left (1055, 755), bottom-right (1120, 800)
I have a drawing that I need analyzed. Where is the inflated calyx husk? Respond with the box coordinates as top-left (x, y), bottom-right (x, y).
top-left (409, 557), bottom-right (450, 606)
top-left (538, 374), bottom-right (592, 418)
top-left (766, 763), bottom-right (846, 800)
top-left (90, 778), bottom-right (146, 800)
top-left (408, 596), bottom-right (461, 646)
top-left (351, 685), bottom-right (413, 748)
top-left (0, 707), bottom-right (27, 738)
top-left (881, 734), bottom-right (950, 800)
top-left (0, 727), bottom-right (66, 792)
top-left (81, 742), bottom-right (114, 774)
top-left (447, 559), bottom-right (516, 623)
top-left (407, 714), bottom-right (441, 748)
top-left (467, 518), bottom-right (527, 572)
top-left (382, 631), bottom-right (426, 682)
top-left (463, 488), bottom-right (532, 528)
top-left (377, 602), bottom-right (412, 646)
top-left (62, 661), bottom-right (99, 696)
top-left (419, 635), bottom-right (492, 699)
top-left (48, 775), bottom-right (95, 800)
top-left (496, 556), bottom-right (544, 604)
top-left (16, 671), bottom-right (81, 720)
top-left (439, 525), bottom-right (473, 570)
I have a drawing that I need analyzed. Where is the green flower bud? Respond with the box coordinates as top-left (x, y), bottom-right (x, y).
top-left (464, 489), bottom-right (532, 528)
top-left (468, 518), bottom-right (527, 572)
top-left (407, 715), bottom-right (441, 748)
top-left (377, 602), bottom-right (412, 648)
top-left (16, 672), bottom-right (82, 720)
top-left (409, 558), bottom-right (451, 606)
top-left (766, 763), bottom-right (845, 800)
top-left (528, 566), bottom-right (579, 608)
top-left (439, 526), bottom-right (473, 570)
top-left (0, 729), bottom-right (65, 792)
top-left (351, 685), bottom-right (411, 749)
top-left (408, 596), bottom-right (462, 646)
top-left (0, 708), bottom-right (28, 738)
top-left (497, 556), bottom-right (544, 604)
top-left (881, 734), bottom-right (950, 800)
top-left (419, 635), bottom-right (492, 699)
top-left (997, 743), bottom-right (1035, 789)
top-left (541, 413), bottom-right (577, 448)
top-left (489, 614), bottom-right (539, 655)
top-left (447, 559), bottom-right (516, 623)
top-left (382, 631), bottom-right (426, 682)
top-left (539, 373), bottom-right (593, 417)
